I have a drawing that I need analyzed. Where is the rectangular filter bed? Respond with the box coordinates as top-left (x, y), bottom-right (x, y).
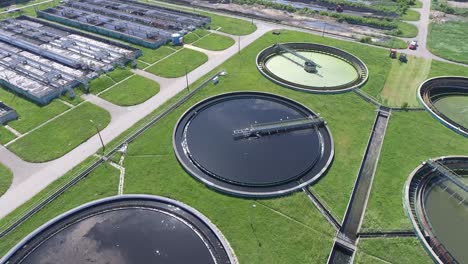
top-left (38, 0), bottom-right (211, 48)
top-left (0, 16), bottom-right (139, 105)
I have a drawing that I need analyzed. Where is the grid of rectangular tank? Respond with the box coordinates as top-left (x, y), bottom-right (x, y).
top-left (37, 0), bottom-right (211, 48)
top-left (0, 16), bottom-right (140, 105)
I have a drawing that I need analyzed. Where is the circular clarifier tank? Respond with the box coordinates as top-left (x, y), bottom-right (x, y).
top-left (418, 76), bottom-right (468, 137)
top-left (1, 195), bottom-right (236, 264)
top-left (256, 42), bottom-right (368, 93)
top-left (173, 92), bottom-right (334, 197)
top-left (405, 157), bottom-right (468, 264)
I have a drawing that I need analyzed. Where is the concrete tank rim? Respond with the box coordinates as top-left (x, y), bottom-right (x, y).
top-left (417, 76), bottom-right (468, 137)
top-left (172, 91), bottom-right (335, 198)
top-left (0, 194), bottom-right (238, 264)
top-left (403, 155), bottom-right (468, 264)
top-left (255, 42), bottom-right (369, 94)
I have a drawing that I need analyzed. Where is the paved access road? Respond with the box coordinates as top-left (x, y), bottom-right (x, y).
top-left (0, 22), bottom-right (276, 219)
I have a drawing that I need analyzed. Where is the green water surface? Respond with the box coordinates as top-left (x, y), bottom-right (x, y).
top-left (265, 52), bottom-right (359, 88)
top-left (433, 95), bottom-right (468, 128)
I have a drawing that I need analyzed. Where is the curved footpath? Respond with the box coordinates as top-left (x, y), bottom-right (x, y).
top-left (0, 22), bottom-right (276, 219)
top-left (0, 2), bottom-right (467, 220)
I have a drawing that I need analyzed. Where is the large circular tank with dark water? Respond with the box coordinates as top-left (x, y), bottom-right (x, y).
top-left (418, 76), bottom-right (468, 137)
top-left (173, 92), bottom-right (334, 197)
top-left (1, 195), bottom-right (236, 264)
top-left (256, 42), bottom-right (368, 93)
top-left (405, 156), bottom-right (468, 264)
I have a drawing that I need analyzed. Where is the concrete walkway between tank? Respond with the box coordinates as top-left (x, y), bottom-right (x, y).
top-left (0, 21), bottom-right (276, 219)
top-left (327, 107), bottom-right (391, 264)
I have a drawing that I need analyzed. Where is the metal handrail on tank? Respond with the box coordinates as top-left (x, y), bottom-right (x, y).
top-left (404, 156), bottom-right (468, 264)
top-left (232, 116), bottom-right (324, 139)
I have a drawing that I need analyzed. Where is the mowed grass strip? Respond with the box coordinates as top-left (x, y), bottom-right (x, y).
top-left (0, 163), bottom-right (12, 197)
top-left (193, 33), bottom-right (235, 51)
top-left (89, 68), bottom-right (133, 94)
top-left (99, 75), bottom-right (160, 106)
top-left (146, 48), bottom-right (208, 78)
top-left (395, 22), bottom-right (418, 38)
top-left (362, 111), bottom-right (468, 231)
top-left (428, 21), bottom-right (468, 64)
top-left (380, 56), bottom-right (432, 107)
top-left (428, 60), bottom-right (468, 78)
top-left (0, 88), bottom-right (69, 134)
top-left (137, 46), bottom-right (175, 64)
top-left (356, 238), bottom-right (432, 264)
top-left (0, 126), bottom-right (16, 145)
top-left (401, 9), bottom-right (420, 21)
top-left (0, 162), bottom-right (120, 256)
top-left (133, 29), bottom-right (377, 222)
top-left (8, 102), bottom-right (111, 162)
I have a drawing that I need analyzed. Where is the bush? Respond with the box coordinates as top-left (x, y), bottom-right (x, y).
top-left (360, 36), bottom-right (372, 43)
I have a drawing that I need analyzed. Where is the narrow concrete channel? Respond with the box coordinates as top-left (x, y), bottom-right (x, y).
top-left (327, 106), bottom-right (391, 264)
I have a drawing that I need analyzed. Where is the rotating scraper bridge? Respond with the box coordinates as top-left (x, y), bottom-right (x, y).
top-left (256, 42), bottom-right (368, 93)
top-left (233, 116), bottom-right (325, 140)
top-left (38, 0), bottom-right (210, 48)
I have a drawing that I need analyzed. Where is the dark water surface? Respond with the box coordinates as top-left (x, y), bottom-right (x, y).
top-left (185, 97), bottom-right (321, 186)
top-left (20, 208), bottom-right (216, 264)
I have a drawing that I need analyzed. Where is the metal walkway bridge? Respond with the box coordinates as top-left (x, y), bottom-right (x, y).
top-left (427, 160), bottom-right (468, 193)
top-left (274, 43), bottom-right (320, 72)
top-left (233, 116), bottom-right (324, 140)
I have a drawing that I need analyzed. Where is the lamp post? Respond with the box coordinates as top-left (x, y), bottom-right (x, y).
top-left (90, 119), bottom-right (105, 155)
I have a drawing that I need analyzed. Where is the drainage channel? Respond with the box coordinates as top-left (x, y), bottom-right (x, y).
top-left (327, 106), bottom-right (391, 264)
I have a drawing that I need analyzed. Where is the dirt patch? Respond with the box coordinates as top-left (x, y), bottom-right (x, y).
top-left (192, 1), bottom-right (390, 38)
top-left (447, 0), bottom-right (468, 8)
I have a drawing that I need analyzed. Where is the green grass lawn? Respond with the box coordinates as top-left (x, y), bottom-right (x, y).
top-left (362, 111), bottom-right (468, 231)
top-left (356, 238), bottom-right (432, 264)
top-left (183, 32), bottom-right (200, 44)
top-left (0, 162), bottom-right (120, 256)
top-left (0, 88), bottom-right (69, 134)
top-left (0, 126), bottom-right (16, 145)
top-left (133, 29), bottom-right (378, 221)
top-left (0, 163), bottom-right (12, 197)
top-left (89, 75), bottom-right (116, 94)
top-left (183, 28), bottom-right (209, 44)
top-left (395, 22), bottom-right (419, 38)
top-left (8, 102), bottom-right (111, 162)
top-left (380, 56), bottom-right (432, 107)
top-left (99, 75), bottom-right (160, 106)
top-left (0, 28), bottom-right (458, 262)
top-left (428, 21), bottom-right (468, 64)
top-left (89, 68), bottom-right (133, 94)
top-left (106, 67), bottom-right (132, 83)
top-left (193, 33), bottom-right (235, 51)
top-left (59, 88), bottom-right (84, 106)
top-left (136, 45), bottom-right (176, 64)
top-left (207, 12), bottom-right (257, 35)
top-left (146, 48), bottom-right (208, 78)
top-left (401, 9), bottom-right (421, 21)
top-left (428, 60), bottom-right (468, 78)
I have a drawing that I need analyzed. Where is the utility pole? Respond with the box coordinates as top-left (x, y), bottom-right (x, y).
top-left (322, 23), bottom-right (327, 37)
top-left (185, 68), bottom-right (189, 92)
top-left (90, 119), bottom-right (105, 155)
top-left (238, 36), bottom-right (241, 54)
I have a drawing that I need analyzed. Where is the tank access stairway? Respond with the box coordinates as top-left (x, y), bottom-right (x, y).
top-left (232, 116), bottom-right (325, 140)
